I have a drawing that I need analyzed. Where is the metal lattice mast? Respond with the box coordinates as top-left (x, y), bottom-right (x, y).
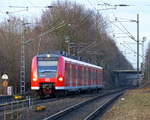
top-left (20, 23), bottom-right (26, 94)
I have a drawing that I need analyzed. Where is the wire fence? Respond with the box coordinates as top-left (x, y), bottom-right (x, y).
top-left (0, 97), bottom-right (32, 120)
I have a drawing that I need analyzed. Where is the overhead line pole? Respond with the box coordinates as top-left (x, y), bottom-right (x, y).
top-left (137, 14), bottom-right (139, 73)
top-left (113, 14), bottom-right (140, 72)
top-left (20, 23), bottom-right (26, 95)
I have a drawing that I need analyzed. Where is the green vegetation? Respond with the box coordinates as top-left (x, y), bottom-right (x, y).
top-left (102, 87), bottom-right (150, 120)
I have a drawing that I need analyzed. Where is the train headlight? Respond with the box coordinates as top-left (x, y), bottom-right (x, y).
top-left (47, 54), bottom-right (50, 57)
top-left (58, 77), bottom-right (63, 82)
top-left (33, 73), bottom-right (37, 81)
top-left (33, 78), bottom-right (37, 81)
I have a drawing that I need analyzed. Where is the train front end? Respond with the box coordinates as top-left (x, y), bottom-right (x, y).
top-left (31, 54), bottom-right (60, 97)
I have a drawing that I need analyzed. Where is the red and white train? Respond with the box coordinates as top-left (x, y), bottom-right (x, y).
top-left (31, 54), bottom-right (104, 97)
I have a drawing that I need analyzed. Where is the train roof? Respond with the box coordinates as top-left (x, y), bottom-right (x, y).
top-left (36, 54), bottom-right (60, 58)
top-left (36, 54), bottom-right (103, 69)
top-left (62, 56), bottom-right (103, 70)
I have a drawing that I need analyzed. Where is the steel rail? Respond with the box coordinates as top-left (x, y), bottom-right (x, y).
top-left (84, 92), bottom-right (123, 120)
top-left (43, 90), bottom-right (125, 120)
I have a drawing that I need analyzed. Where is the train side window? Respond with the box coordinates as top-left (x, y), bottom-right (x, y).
top-left (97, 71), bottom-right (100, 85)
top-left (93, 69), bottom-right (96, 85)
top-left (92, 69), bottom-right (94, 85)
top-left (69, 63), bottom-right (72, 87)
top-left (77, 66), bottom-right (79, 86)
top-left (100, 69), bottom-right (103, 84)
top-left (67, 63), bottom-right (71, 86)
top-left (78, 65), bottom-right (82, 86)
top-left (96, 70), bottom-right (98, 85)
top-left (90, 69), bottom-right (92, 85)
top-left (65, 62), bottom-right (69, 86)
top-left (83, 67), bottom-right (86, 86)
top-left (93, 69), bottom-right (95, 85)
top-left (81, 66), bottom-right (83, 86)
top-left (72, 64), bottom-right (76, 86)
top-left (88, 68), bottom-right (91, 86)
top-left (76, 65), bottom-right (78, 87)
top-left (86, 67), bottom-right (88, 86)
top-left (67, 63), bottom-right (70, 78)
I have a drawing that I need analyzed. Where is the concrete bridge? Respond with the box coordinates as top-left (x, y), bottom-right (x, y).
top-left (112, 70), bottom-right (142, 87)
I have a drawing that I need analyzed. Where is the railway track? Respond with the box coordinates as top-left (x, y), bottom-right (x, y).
top-left (42, 91), bottom-right (124, 120)
top-left (0, 88), bottom-right (126, 120)
top-left (0, 88), bottom-right (116, 112)
top-left (0, 96), bottom-right (58, 113)
top-left (0, 95), bottom-right (60, 120)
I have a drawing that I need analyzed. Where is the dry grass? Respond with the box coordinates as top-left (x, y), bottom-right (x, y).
top-left (102, 87), bottom-right (150, 120)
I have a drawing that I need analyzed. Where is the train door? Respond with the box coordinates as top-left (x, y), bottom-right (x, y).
top-left (78, 65), bottom-right (82, 87)
top-left (65, 62), bottom-right (70, 87)
top-left (83, 67), bottom-right (86, 87)
top-left (88, 68), bottom-right (91, 87)
top-left (72, 64), bottom-right (76, 88)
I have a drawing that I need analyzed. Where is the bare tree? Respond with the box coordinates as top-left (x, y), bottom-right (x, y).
top-left (0, 17), bottom-right (22, 93)
top-left (0, 1), bottom-right (134, 93)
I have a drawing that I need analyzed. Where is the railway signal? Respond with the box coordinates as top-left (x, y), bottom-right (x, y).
top-left (1, 74), bottom-right (9, 95)
top-left (1, 74), bottom-right (9, 88)
top-left (1, 74), bottom-right (8, 80)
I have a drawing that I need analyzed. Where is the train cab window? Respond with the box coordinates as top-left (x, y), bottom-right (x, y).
top-left (37, 57), bottom-right (58, 78)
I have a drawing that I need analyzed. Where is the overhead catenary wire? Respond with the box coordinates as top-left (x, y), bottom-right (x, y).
top-left (109, 20), bottom-right (135, 40)
top-left (77, 41), bottom-right (97, 54)
top-left (72, 0), bottom-right (98, 28)
top-left (74, 0), bottom-right (100, 54)
top-left (105, 1), bottom-right (134, 38)
top-left (106, 0), bottom-right (140, 49)
top-left (8, 5), bottom-right (53, 8)
top-left (108, 15), bottom-right (137, 42)
top-left (82, 0), bottom-right (137, 45)
top-left (24, 21), bottom-right (66, 44)
top-left (96, 0), bottom-right (141, 69)
top-left (25, 0), bottom-right (34, 6)
top-left (7, 2), bottom-right (98, 54)
top-left (120, 43), bottom-right (142, 57)
top-left (114, 17), bottom-right (137, 42)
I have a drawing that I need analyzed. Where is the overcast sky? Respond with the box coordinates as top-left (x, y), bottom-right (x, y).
top-left (0, 0), bottom-right (150, 69)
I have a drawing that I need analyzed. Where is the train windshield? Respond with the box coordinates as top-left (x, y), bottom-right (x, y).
top-left (37, 57), bottom-right (58, 78)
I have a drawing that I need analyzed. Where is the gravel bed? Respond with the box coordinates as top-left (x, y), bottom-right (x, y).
top-left (27, 93), bottom-right (100, 120)
top-left (22, 89), bottom-right (122, 120)
top-left (56, 94), bottom-right (117, 120)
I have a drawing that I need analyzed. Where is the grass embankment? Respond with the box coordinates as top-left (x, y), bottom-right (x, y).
top-left (102, 87), bottom-right (150, 120)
